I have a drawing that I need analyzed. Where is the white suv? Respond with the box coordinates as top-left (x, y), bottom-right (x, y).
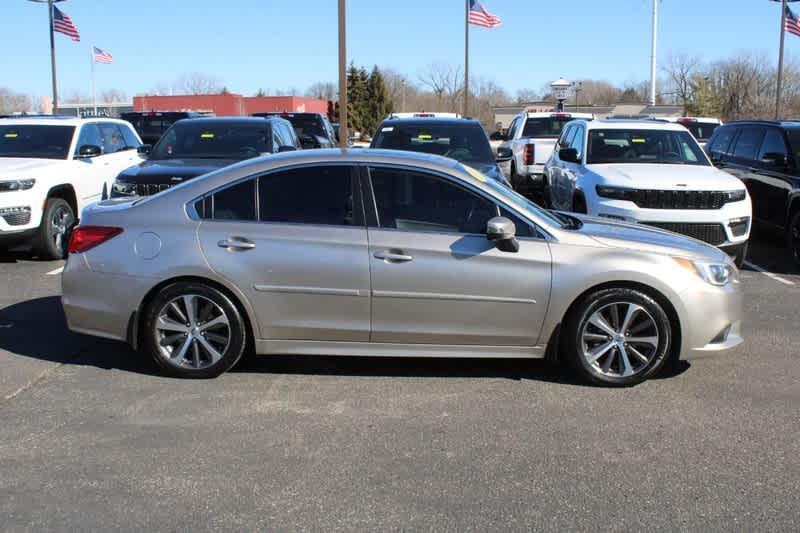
top-left (544, 119), bottom-right (752, 266)
top-left (0, 117), bottom-right (143, 259)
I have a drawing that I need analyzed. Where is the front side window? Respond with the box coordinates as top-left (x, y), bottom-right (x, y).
top-left (259, 165), bottom-right (355, 226)
top-left (732, 127), bottom-right (765, 161)
top-left (74, 124), bottom-right (102, 155)
top-left (151, 122), bottom-right (270, 159)
top-left (586, 129), bottom-right (709, 166)
top-left (119, 124), bottom-right (141, 148)
top-left (708, 127), bottom-right (736, 155)
top-left (369, 167), bottom-right (497, 234)
top-left (97, 123), bottom-right (127, 154)
top-left (0, 125), bottom-right (75, 160)
top-left (558, 125), bottom-right (575, 149)
top-left (569, 126), bottom-right (585, 156)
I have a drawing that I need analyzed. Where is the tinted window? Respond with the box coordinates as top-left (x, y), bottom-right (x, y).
top-left (587, 129), bottom-right (709, 166)
top-left (758, 128), bottom-right (788, 159)
top-left (119, 124), bottom-right (141, 148)
top-left (732, 127), bottom-right (765, 160)
top-left (259, 165), bottom-right (354, 226)
top-left (212, 179), bottom-right (256, 221)
top-left (708, 127), bottom-right (736, 155)
top-left (151, 122), bottom-right (270, 159)
top-left (97, 123), bottom-right (127, 154)
top-left (371, 123), bottom-right (494, 165)
top-left (370, 167), bottom-right (497, 234)
top-left (569, 126), bottom-right (585, 154)
top-left (522, 117), bottom-right (577, 138)
top-left (74, 124), bottom-right (102, 154)
top-left (0, 125), bottom-right (74, 159)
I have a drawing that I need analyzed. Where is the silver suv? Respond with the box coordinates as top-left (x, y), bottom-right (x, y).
top-left (61, 149), bottom-right (743, 386)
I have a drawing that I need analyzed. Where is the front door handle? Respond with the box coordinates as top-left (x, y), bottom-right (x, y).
top-left (374, 250), bottom-right (413, 263)
top-left (218, 237), bottom-right (256, 251)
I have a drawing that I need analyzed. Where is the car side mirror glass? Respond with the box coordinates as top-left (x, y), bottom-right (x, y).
top-left (278, 145), bottom-right (297, 153)
top-left (761, 152), bottom-right (787, 167)
top-left (137, 144), bottom-right (152, 155)
top-left (496, 146), bottom-right (513, 163)
top-left (76, 144), bottom-right (102, 159)
top-left (559, 147), bottom-right (580, 163)
top-left (486, 216), bottom-right (519, 252)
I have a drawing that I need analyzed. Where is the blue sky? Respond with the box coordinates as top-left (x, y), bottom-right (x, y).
top-left (0, 0), bottom-right (795, 99)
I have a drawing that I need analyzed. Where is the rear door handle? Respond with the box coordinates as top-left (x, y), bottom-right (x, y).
top-left (374, 250), bottom-right (413, 262)
top-left (218, 237), bottom-right (256, 251)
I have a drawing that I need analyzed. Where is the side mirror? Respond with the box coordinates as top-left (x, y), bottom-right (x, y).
top-left (496, 146), bottom-right (513, 163)
top-left (278, 145), bottom-right (297, 153)
top-left (559, 147), bottom-right (580, 164)
top-left (76, 144), bottom-right (102, 159)
top-left (761, 152), bottom-right (787, 167)
top-left (137, 144), bottom-right (152, 155)
top-left (486, 216), bottom-right (519, 253)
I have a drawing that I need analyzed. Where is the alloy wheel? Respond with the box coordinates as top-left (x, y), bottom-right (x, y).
top-left (50, 205), bottom-right (74, 256)
top-left (154, 294), bottom-right (231, 370)
top-left (580, 301), bottom-right (660, 378)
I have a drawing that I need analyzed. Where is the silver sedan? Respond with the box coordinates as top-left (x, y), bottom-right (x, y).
top-left (61, 149), bottom-right (743, 386)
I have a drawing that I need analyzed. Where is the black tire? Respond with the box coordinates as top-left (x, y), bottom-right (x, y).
top-left (572, 193), bottom-right (588, 214)
top-left (33, 197), bottom-right (75, 260)
top-left (789, 210), bottom-right (800, 267)
top-left (562, 287), bottom-right (673, 387)
top-left (141, 282), bottom-right (247, 378)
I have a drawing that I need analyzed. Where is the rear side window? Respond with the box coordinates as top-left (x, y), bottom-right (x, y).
top-left (259, 165), bottom-right (355, 226)
top-left (708, 127), bottom-right (736, 155)
top-left (212, 179), bottom-right (256, 221)
top-left (732, 127), bottom-right (765, 160)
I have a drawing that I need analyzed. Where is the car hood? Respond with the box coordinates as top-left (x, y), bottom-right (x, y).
top-left (565, 212), bottom-right (727, 261)
top-left (116, 158), bottom-right (240, 185)
top-left (0, 157), bottom-right (65, 177)
top-left (585, 163), bottom-right (743, 190)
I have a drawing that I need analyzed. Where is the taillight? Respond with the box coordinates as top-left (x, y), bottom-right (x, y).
top-left (524, 144), bottom-right (535, 165)
top-left (68, 226), bottom-right (123, 254)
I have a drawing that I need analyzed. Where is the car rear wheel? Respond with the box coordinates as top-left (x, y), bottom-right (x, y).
top-left (33, 197), bottom-right (75, 260)
top-left (563, 288), bottom-right (673, 386)
top-left (789, 210), bottom-right (800, 267)
top-left (141, 282), bottom-right (247, 378)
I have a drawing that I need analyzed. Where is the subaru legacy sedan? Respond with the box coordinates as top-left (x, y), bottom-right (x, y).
top-left (62, 149), bottom-right (742, 386)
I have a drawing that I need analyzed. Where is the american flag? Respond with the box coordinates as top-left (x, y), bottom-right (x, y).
top-left (786, 5), bottom-right (800, 38)
top-left (53, 6), bottom-right (80, 42)
top-left (468, 0), bottom-right (501, 28)
top-left (93, 46), bottom-right (113, 64)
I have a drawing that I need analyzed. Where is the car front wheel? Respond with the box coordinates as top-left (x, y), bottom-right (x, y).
top-left (34, 197), bottom-right (75, 260)
top-left (563, 287), bottom-right (673, 386)
top-left (141, 282), bottom-right (247, 378)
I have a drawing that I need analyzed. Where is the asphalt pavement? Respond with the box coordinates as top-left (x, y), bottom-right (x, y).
top-left (0, 236), bottom-right (798, 531)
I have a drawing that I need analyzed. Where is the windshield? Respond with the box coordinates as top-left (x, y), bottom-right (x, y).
top-left (462, 163), bottom-right (566, 228)
top-left (373, 123), bottom-right (494, 164)
top-left (0, 125), bottom-right (74, 159)
top-left (679, 121), bottom-right (719, 141)
top-left (522, 117), bottom-right (577, 138)
top-left (282, 115), bottom-right (325, 138)
top-left (587, 129), bottom-right (710, 166)
top-left (150, 122), bottom-right (270, 159)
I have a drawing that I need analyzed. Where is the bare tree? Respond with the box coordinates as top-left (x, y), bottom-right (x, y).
top-left (515, 88), bottom-right (540, 104)
top-left (0, 88), bottom-right (32, 114)
top-left (664, 54), bottom-right (701, 111)
top-left (305, 82), bottom-right (336, 101)
top-left (62, 90), bottom-right (89, 104)
top-left (176, 72), bottom-right (222, 95)
top-left (418, 62), bottom-right (463, 112)
top-left (100, 89), bottom-right (127, 103)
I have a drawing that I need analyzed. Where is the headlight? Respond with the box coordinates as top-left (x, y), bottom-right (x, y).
top-left (595, 185), bottom-right (635, 201)
top-left (112, 181), bottom-right (137, 195)
top-left (674, 257), bottom-right (737, 286)
top-left (724, 189), bottom-right (746, 203)
top-left (0, 179), bottom-right (36, 192)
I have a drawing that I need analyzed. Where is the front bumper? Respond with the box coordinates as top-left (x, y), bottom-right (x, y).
top-left (0, 189), bottom-right (42, 235)
top-left (678, 276), bottom-right (744, 359)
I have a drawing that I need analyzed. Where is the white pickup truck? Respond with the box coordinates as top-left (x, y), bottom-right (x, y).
top-left (499, 111), bottom-right (593, 197)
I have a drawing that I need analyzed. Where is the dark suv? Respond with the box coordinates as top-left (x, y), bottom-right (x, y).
top-left (251, 112), bottom-right (337, 149)
top-left (111, 116), bottom-right (299, 197)
top-left (120, 111), bottom-right (213, 146)
top-left (706, 120), bottom-right (800, 264)
top-left (370, 117), bottom-right (511, 186)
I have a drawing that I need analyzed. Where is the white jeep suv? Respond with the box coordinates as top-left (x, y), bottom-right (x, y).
top-left (0, 116), bottom-right (143, 259)
top-left (544, 119), bottom-right (752, 266)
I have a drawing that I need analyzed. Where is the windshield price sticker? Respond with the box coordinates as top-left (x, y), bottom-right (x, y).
top-left (200, 132), bottom-right (215, 139)
top-left (3, 132), bottom-right (18, 138)
top-left (381, 127), bottom-right (394, 132)
top-left (631, 137), bottom-right (646, 144)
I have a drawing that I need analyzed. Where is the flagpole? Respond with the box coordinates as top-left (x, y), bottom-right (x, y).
top-left (47, 0), bottom-right (58, 114)
top-left (464, 0), bottom-right (469, 117)
top-left (91, 47), bottom-right (97, 116)
top-left (777, 0), bottom-right (788, 119)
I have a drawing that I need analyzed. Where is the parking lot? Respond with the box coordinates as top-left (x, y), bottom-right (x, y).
top-left (0, 232), bottom-right (796, 531)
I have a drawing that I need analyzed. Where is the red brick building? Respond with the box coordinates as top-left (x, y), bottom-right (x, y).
top-left (132, 93), bottom-right (329, 117)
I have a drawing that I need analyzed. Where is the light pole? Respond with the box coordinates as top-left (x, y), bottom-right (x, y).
top-left (28, 0), bottom-right (65, 114)
top-left (338, 0), bottom-right (348, 148)
top-left (551, 77), bottom-right (571, 112)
